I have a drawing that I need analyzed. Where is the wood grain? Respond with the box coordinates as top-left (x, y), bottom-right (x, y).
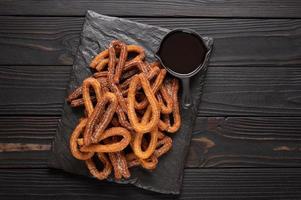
top-left (0, 17), bottom-right (82, 65)
top-left (0, 168), bottom-right (300, 199)
top-left (1, 116), bottom-right (301, 168)
top-left (0, 143), bottom-right (50, 152)
top-left (0, 116), bottom-right (59, 141)
top-left (0, 66), bottom-right (70, 115)
top-left (1, 0), bottom-right (301, 18)
top-left (1, 17), bottom-right (300, 66)
top-left (198, 66), bottom-right (301, 116)
top-left (188, 117), bottom-right (301, 167)
top-left (1, 66), bottom-right (301, 116)
top-left (0, 116), bottom-right (58, 168)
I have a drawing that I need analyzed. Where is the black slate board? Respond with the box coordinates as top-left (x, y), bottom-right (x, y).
top-left (48, 10), bottom-right (213, 194)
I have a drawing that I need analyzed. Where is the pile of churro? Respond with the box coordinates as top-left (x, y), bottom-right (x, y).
top-left (67, 40), bottom-right (181, 180)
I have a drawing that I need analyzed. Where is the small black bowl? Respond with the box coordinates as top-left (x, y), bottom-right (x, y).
top-left (155, 29), bottom-right (211, 108)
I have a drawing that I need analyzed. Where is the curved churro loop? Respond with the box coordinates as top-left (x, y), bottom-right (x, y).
top-left (69, 90), bottom-right (108, 109)
top-left (154, 136), bottom-right (173, 158)
top-left (92, 92), bottom-right (118, 143)
top-left (138, 132), bottom-right (159, 170)
top-left (70, 118), bottom-right (94, 160)
top-left (85, 153), bottom-right (112, 180)
top-left (82, 77), bottom-right (103, 117)
top-left (83, 92), bottom-right (118, 145)
top-left (157, 84), bottom-right (173, 114)
top-left (132, 106), bottom-right (158, 159)
top-left (165, 79), bottom-right (181, 133)
top-left (110, 40), bottom-right (128, 84)
top-left (90, 45), bottom-right (145, 69)
top-left (134, 69), bottom-right (166, 110)
top-left (68, 77), bottom-right (108, 108)
top-left (80, 127), bottom-right (131, 153)
top-left (90, 92), bottom-right (118, 140)
top-left (128, 74), bottom-right (159, 133)
top-left (157, 79), bottom-right (181, 133)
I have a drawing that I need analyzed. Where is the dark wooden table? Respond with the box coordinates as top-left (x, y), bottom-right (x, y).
top-left (1, 1), bottom-right (301, 199)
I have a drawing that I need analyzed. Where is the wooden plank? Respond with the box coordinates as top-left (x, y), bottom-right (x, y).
top-left (1, 0), bottom-right (301, 18)
top-left (0, 116), bottom-right (58, 168)
top-left (188, 117), bottom-right (301, 167)
top-left (1, 17), bottom-right (300, 66)
top-left (0, 66), bottom-right (70, 115)
top-left (0, 168), bottom-right (300, 199)
top-left (0, 116), bottom-right (58, 141)
top-left (1, 66), bottom-right (301, 116)
top-left (198, 66), bottom-right (301, 116)
top-left (1, 116), bottom-right (301, 168)
top-left (0, 17), bottom-right (82, 65)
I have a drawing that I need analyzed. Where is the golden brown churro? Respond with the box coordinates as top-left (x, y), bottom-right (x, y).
top-left (68, 40), bottom-right (181, 180)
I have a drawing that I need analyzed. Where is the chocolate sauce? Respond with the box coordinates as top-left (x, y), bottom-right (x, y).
top-left (157, 31), bottom-right (207, 74)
